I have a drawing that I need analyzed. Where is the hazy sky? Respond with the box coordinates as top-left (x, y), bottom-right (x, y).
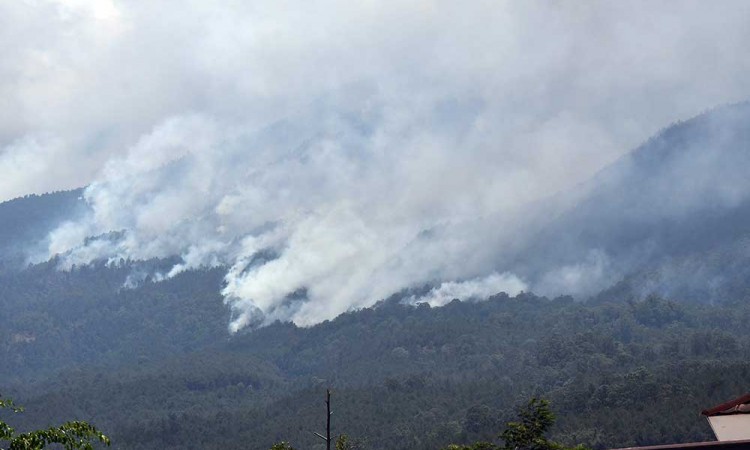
top-left (3, 0), bottom-right (750, 328)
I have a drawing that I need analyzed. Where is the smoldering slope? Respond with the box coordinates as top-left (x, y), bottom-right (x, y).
top-left (3, 1), bottom-right (750, 330)
top-left (45, 110), bottom-right (541, 330)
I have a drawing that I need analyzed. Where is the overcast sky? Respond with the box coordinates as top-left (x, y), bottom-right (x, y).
top-left (3, 0), bottom-right (749, 201)
top-left (3, 0), bottom-right (750, 328)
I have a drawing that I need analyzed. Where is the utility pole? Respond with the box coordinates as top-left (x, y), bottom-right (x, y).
top-left (313, 388), bottom-right (333, 450)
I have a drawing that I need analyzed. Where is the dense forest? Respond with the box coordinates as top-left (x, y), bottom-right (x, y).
top-left (3, 262), bottom-right (750, 449)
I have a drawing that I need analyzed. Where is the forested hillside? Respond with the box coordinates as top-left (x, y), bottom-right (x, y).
top-left (0, 189), bottom-right (86, 271)
top-left (514, 101), bottom-right (750, 301)
top-left (4, 277), bottom-right (750, 449)
top-left (0, 261), bottom-right (229, 383)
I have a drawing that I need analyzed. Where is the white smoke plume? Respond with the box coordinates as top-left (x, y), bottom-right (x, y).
top-left (2, 1), bottom-right (750, 329)
top-left (534, 250), bottom-right (614, 298)
top-left (409, 273), bottom-right (528, 308)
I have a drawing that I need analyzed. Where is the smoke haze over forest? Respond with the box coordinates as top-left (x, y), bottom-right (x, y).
top-left (2, 1), bottom-right (750, 329)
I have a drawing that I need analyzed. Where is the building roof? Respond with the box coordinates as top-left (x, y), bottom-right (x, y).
top-left (611, 440), bottom-right (750, 450)
top-left (701, 393), bottom-right (750, 417)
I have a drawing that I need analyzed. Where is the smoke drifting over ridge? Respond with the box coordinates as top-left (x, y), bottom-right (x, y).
top-left (3, 1), bottom-right (750, 329)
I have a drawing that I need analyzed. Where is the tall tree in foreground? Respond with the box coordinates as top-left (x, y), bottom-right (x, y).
top-left (1, 396), bottom-right (110, 450)
top-left (500, 398), bottom-right (587, 450)
top-left (444, 398), bottom-right (588, 450)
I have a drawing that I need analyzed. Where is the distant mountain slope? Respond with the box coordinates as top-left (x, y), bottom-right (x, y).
top-left (516, 101), bottom-right (750, 301)
top-left (0, 189), bottom-right (87, 270)
top-left (3, 103), bottom-right (750, 304)
top-left (0, 261), bottom-right (231, 382)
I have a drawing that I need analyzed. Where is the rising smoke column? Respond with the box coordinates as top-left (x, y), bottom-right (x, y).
top-left (45, 103), bottom-right (536, 329)
top-left (5, 1), bottom-right (747, 329)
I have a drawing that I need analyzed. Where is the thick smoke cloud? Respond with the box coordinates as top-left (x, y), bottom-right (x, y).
top-left (409, 273), bottom-right (528, 308)
top-left (3, 1), bottom-right (750, 329)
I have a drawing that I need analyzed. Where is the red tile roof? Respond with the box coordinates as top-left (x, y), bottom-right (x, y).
top-left (701, 393), bottom-right (750, 417)
top-left (610, 440), bottom-right (750, 450)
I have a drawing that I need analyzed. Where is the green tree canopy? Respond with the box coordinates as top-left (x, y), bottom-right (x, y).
top-left (269, 442), bottom-right (296, 450)
top-left (1, 396), bottom-right (109, 450)
top-left (443, 398), bottom-right (588, 450)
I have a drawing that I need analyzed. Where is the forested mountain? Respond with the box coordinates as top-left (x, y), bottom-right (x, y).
top-left (0, 189), bottom-right (86, 271)
top-left (3, 103), bottom-right (750, 449)
top-left (513, 102), bottom-right (750, 301)
top-left (0, 261), bottom-right (230, 383)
